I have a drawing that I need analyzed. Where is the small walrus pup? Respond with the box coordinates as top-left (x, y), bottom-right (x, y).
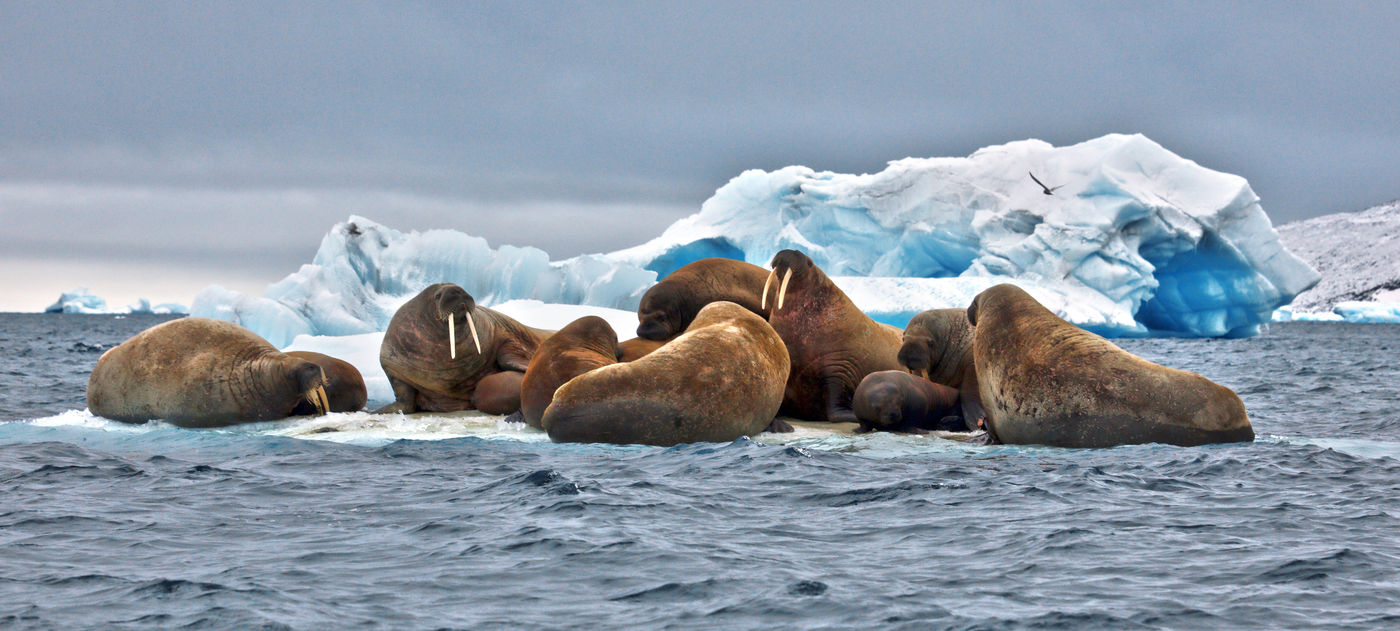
top-left (898, 308), bottom-right (983, 430)
top-left (87, 318), bottom-right (332, 428)
top-left (764, 249), bottom-right (904, 424)
top-left (543, 301), bottom-right (790, 446)
top-left (853, 370), bottom-right (964, 434)
top-left (520, 316), bottom-right (620, 430)
top-left (377, 283), bottom-right (549, 414)
top-left (285, 351), bottom-right (367, 414)
top-left (967, 284), bottom-right (1254, 447)
top-left (635, 258), bottom-right (772, 341)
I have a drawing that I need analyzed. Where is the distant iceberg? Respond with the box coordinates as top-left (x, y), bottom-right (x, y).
top-left (193, 134), bottom-right (1317, 343)
top-left (45, 287), bottom-right (187, 315)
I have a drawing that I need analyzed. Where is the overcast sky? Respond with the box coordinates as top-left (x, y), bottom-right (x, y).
top-left (2, 1), bottom-right (1397, 311)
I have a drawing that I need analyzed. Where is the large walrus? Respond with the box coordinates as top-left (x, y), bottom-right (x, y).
top-left (543, 301), bottom-right (790, 446)
top-left (87, 317), bottom-right (332, 428)
top-left (377, 283), bottom-right (549, 414)
top-left (520, 316), bottom-right (620, 429)
top-left (853, 370), bottom-right (963, 434)
top-left (898, 308), bottom-right (984, 430)
top-left (635, 258), bottom-right (772, 341)
top-left (764, 249), bottom-right (904, 424)
top-left (286, 351), bottom-right (367, 414)
top-left (966, 284), bottom-right (1254, 447)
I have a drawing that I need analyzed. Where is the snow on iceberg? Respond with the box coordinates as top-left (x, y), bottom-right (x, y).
top-left (1272, 200), bottom-right (1400, 323)
top-left (191, 216), bottom-right (657, 347)
top-left (612, 133), bottom-right (1318, 337)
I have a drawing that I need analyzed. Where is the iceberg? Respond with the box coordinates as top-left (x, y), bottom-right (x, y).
top-left (1273, 200), bottom-right (1400, 323)
top-left (1331, 301), bottom-right (1400, 324)
top-left (45, 287), bottom-right (108, 314)
top-left (193, 134), bottom-right (1316, 341)
top-left (44, 288), bottom-right (188, 315)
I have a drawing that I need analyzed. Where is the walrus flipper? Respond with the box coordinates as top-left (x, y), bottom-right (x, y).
top-left (374, 375), bottom-right (420, 414)
top-left (764, 418), bottom-right (795, 433)
top-left (821, 373), bottom-right (859, 425)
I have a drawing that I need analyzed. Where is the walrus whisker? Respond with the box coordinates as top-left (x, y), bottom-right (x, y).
top-left (448, 313), bottom-right (457, 360)
top-left (467, 311), bottom-right (482, 355)
top-left (761, 268), bottom-right (776, 310)
top-left (777, 268), bottom-right (792, 311)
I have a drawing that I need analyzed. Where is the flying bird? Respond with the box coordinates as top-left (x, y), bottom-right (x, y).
top-left (1029, 172), bottom-right (1064, 196)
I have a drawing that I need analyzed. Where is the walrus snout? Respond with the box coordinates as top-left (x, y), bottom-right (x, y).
top-left (636, 317), bottom-right (670, 341)
top-left (897, 338), bottom-right (931, 374)
top-left (431, 285), bottom-right (482, 358)
top-left (291, 361), bottom-right (330, 416)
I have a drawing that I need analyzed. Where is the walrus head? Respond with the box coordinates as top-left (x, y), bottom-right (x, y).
top-left (853, 378), bottom-right (905, 430)
top-left (764, 249), bottom-right (819, 313)
top-left (430, 284), bottom-right (482, 358)
top-left (562, 315), bottom-right (621, 356)
top-left (636, 282), bottom-right (683, 341)
top-left (897, 337), bottom-right (932, 376)
top-left (291, 360), bottom-right (331, 416)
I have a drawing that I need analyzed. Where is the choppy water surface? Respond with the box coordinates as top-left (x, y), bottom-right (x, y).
top-left (2, 314), bottom-right (1398, 630)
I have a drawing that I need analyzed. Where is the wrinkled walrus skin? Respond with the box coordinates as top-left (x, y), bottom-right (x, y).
top-left (543, 302), bottom-right (789, 446)
top-left (87, 318), bottom-right (331, 428)
top-left (967, 284), bottom-right (1254, 448)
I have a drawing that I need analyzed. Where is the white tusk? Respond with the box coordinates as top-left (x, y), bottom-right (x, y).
top-left (777, 268), bottom-right (792, 311)
top-left (761, 268), bottom-right (776, 310)
top-left (448, 313), bottom-right (457, 360)
top-left (467, 311), bottom-right (482, 354)
top-left (316, 386), bottom-right (330, 415)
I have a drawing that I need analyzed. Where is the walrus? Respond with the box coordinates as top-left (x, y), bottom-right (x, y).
top-left (617, 337), bottom-right (665, 362)
top-left (635, 258), bottom-right (772, 341)
top-left (898, 308), bottom-right (984, 430)
top-left (543, 301), bottom-right (790, 446)
top-left (286, 351), bottom-right (367, 414)
top-left (87, 317), bottom-right (331, 428)
top-left (966, 284), bottom-right (1254, 447)
top-left (377, 283), bottom-right (549, 414)
top-left (763, 249), bottom-right (904, 424)
top-left (520, 316), bottom-right (620, 429)
top-left (853, 370), bottom-right (964, 434)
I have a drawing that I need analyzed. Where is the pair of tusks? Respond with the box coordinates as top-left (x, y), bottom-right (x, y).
top-left (305, 384), bottom-right (330, 416)
top-left (761, 267), bottom-right (794, 311)
top-left (447, 311), bottom-right (482, 359)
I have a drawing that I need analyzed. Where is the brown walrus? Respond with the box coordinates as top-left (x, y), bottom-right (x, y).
top-left (617, 337), bottom-right (665, 362)
top-left (853, 370), bottom-right (963, 434)
top-left (966, 283), bottom-right (1254, 447)
top-left (286, 351), bottom-right (367, 414)
top-left (376, 283), bottom-right (549, 414)
top-left (520, 316), bottom-right (620, 429)
top-left (86, 317), bottom-right (331, 428)
top-left (898, 308), bottom-right (984, 430)
top-left (543, 301), bottom-right (790, 446)
top-left (635, 258), bottom-right (772, 341)
top-left (764, 249), bottom-right (904, 424)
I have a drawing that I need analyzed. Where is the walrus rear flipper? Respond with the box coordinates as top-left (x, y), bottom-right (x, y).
top-left (822, 374), bottom-right (859, 425)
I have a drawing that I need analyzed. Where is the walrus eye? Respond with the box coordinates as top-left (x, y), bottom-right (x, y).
top-left (761, 268), bottom-right (776, 310)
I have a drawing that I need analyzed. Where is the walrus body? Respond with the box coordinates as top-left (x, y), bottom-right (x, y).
top-left (764, 250), bottom-right (904, 424)
top-left (853, 370), bottom-right (963, 433)
top-left (967, 284), bottom-right (1254, 447)
top-left (520, 316), bottom-right (620, 429)
top-left (898, 308), bottom-right (984, 430)
top-left (377, 283), bottom-right (548, 414)
top-left (87, 318), bottom-right (331, 428)
top-left (617, 337), bottom-right (665, 362)
top-left (635, 258), bottom-right (772, 341)
top-left (543, 301), bottom-right (789, 446)
top-left (286, 351), bottom-right (367, 414)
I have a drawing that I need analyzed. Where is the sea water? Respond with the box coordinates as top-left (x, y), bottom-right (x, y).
top-left (2, 313), bottom-right (1398, 629)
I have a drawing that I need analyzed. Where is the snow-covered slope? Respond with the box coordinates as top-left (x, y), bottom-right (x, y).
top-left (192, 134), bottom-right (1317, 342)
top-left (1275, 200), bottom-right (1400, 314)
